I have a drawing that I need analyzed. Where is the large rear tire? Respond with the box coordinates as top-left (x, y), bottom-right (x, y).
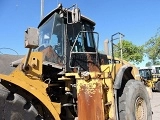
top-left (118, 80), bottom-right (152, 120)
top-left (154, 81), bottom-right (160, 92)
top-left (0, 84), bottom-right (43, 120)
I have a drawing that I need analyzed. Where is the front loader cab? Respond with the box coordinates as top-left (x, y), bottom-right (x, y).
top-left (37, 9), bottom-right (65, 70)
top-left (69, 29), bottom-right (99, 72)
top-left (139, 68), bottom-right (153, 80)
top-left (36, 4), bottom-right (98, 75)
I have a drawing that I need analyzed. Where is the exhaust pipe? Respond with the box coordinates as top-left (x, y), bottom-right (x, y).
top-left (104, 39), bottom-right (109, 55)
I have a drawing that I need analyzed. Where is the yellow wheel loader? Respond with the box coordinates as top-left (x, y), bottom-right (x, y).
top-left (139, 67), bottom-right (160, 92)
top-left (0, 4), bottom-right (152, 120)
top-left (139, 67), bottom-right (153, 88)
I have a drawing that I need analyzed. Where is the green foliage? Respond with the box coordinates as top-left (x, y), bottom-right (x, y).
top-left (145, 62), bottom-right (152, 67)
top-left (114, 40), bottom-right (144, 64)
top-left (144, 28), bottom-right (160, 65)
top-left (154, 61), bottom-right (160, 65)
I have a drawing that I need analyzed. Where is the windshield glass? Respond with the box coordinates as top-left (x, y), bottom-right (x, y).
top-left (155, 67), bottom-right (160, 74)
top-left (139, 69), bottom-right (152, 79)
top-left (68, 22), bottom-right (96, 53)
top-left (37, 12), bottom-right (64, 64)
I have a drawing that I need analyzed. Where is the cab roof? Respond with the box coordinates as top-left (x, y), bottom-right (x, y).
top-left (139, 67), bottom-right (152, 70)
top-left (38, 5), bottom-right (95, 28)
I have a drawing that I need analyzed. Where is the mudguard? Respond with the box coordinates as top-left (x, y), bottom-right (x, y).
top-left (114, 65), bottom-right (133, 89)
top-left (0, 52), bottom-right (61, 120)
top-left (0, 73), bottom-right (61, 120)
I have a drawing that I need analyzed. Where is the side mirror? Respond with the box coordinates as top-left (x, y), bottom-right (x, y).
top-left (25, 27), bottom-right (39, 49)
top-left (72, 7), bottom-right (81, 23)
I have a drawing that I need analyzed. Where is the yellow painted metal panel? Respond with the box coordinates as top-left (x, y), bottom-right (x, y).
top-left (0, 52), bottom-right (61, 120)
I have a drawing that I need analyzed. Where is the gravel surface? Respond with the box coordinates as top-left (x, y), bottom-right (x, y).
top-left (0, 54), bottom-right (23, 75)
top-left (151, 92), bottom-right (160, 120)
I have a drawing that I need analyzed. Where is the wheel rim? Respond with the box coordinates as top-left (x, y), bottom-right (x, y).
top-left (135, 97), bottom-right (147, 120)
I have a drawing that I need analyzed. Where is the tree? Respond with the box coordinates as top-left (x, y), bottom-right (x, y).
top-left (114, 40), bottom-right (144, 64)
top-left (145, 62), bottom-right (152, 67)
top-left (144, 28), bottom-right (160, 65)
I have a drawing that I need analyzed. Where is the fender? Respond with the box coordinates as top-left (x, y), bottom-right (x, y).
top-left (114, 65), bottom-right (134, 89)
top-left (0, 73), bottom-right (61, 120)
top-left (0, 52), bottom-right (60, 119)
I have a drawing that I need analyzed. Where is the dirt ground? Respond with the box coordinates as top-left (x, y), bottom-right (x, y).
top-left (151, 92), bottom-right (160, 120)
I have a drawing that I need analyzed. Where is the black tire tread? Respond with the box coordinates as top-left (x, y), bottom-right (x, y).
top-left (118, 80), bottom-right (152, 120)
top-left (0, 83), bottom-right (43, 120)
top-left (155, 81), bottom-right (160, 92)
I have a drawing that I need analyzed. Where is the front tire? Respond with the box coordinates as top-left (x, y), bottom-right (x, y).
top-left (0, 84), bottom-right (43, 120)
top-left (118, 80), bottom-right (152, 120)
top-left (154, 81), bottom-right (160, 92)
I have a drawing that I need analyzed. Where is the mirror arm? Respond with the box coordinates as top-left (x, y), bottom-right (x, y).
top-left (22, 48), bottom-right (32, 71)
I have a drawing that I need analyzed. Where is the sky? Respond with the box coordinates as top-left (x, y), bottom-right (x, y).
top-left (0, 0), bottom-right (160, 67)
